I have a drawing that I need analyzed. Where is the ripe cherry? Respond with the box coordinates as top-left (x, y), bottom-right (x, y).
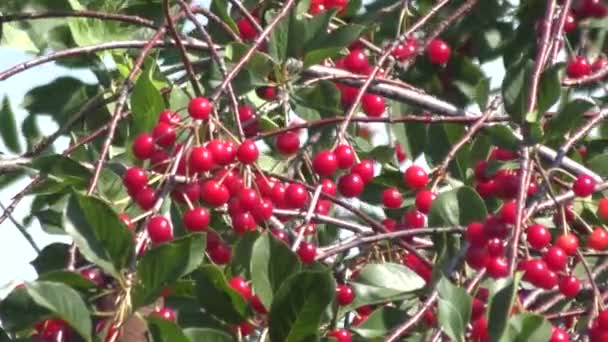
top-left (119, 213), bottom-right (134, 230)
top-left (183, 207), bottom-right (210, 232)
top-left (313, 150), bottom-right (339, 177)
top-left (393, 38), bottom-right (418, 61)
top-left (382, 187), bottom-right (403, 208)
top-left (208, 243), bottom-right (232, 264)
top-left (351, 160), bottom-right (375, 182)
top-left (566, 56), bottom-right (591, 78)
top-left (403, 210), bottom-right (425, 229)
top-left (188, 97), bottom-right (212, 120)
top-left (134, 186), bottom-right (157, 210)
top-left (189, 146), bottom-right (215, 173)
top-left (471, 317), bottom-right (489, 342)
top-left (237, 17), bottom-right (258, 41)
top-left (592, 57), bottom-right (608, 74)
top-left (147, 216), bottom-right (173, 244)
top-left (572, 173), bottom-right (596, 197)
top-left (152, 122), bottom-right (175, 147)
top-left (285, 183), bottom-right (309, 208)
top-left (559, 275), bottom-right (581, 297)
top-left (484, 216), bottom-right (508, 239)
top-left (395, 143), bottom-right (407, 162)
top-left (336, 284), bottom-right (355, 306)
top-left (500, 200), bottom-right (517, 224)
top-left (598, 198), bottom-right (608, 220)
top-left (200, 180), bottom-right (230, 207)
top-left (426, 39), bottom-right (451, 65)
top-left (238, 188), bottom-right (260, 210)
top-left (270, 182), bottom-right (287, 208)
top-left (132, 134), bottom-right (155, 160)
top-left (237, 139), bottom-right (259, 164)
top-left (123, 167), bottom-right (148, 192)
top-left (486, 257), bottom-right (509, 278)
top-left (544, 246), bottom-right (568, 271)
top-left (334, 144), bottom-right (355, 169)
top-left (527, 224), bottom-right (551, 250)
top-left (325, 0), bottom-right (349, 14)
top-left (338, 173), bottom-right (365, 197)
top-left (415, 190), bottom-right (436, 214)
top-left (236, 321), bottom-right (254, 336)
top-left (563, 12), bottom-right (577, 32)
top-left (228, 277), bottom-right (253, 300)
top-left (252, 198), bottom-right (273, 223)
top-left (152, 307), bottom-right (176, 322)
top-left (251, 295), bottom-right (267, 314)
top-left (588, 227), bottom-right (608, 251)
top-left (158, 110), bottom-right (180, 125)
top-left (556, 233), bottom-right (579, 255)
top-left (328, 329), bottom-right (352, 342)
top-left (550, 327), bottom-right (569, 342)
top-left (466, 222), bottom-right (487, 247)
top-left (344, 49), bottom-right (369, 74)
top-left (597, 309), bottom-right (608, 328)
top-left (276, 132), bottom-right (300, 155)
top-left (271, 228), bottom-right (289, 243)
top-left (362, 94), bottom-right (385, 117)
top-left (321, 179), bottom-right (337, 196)
top-left (233, 212), bottom-right (256, 234)
top-left (403, 165), bottom-right (428, 190)
top-left (466, 246), bottom-right (488, 270)
top-left (150, 149), bottom-right (170, 172)
top-left (486, 238), bottom-right (504, 257)
top-left (81, 268), bottom-right (104, 287)
top-left (207, 139), bottom-right (235, 165)
top-left (256, 86), bottom-right (277, 100)
top-left (309, 0), bottom-right (326, 14)
top-left (523, 259), bottom-right (548, 285)
top-left (297, 242), bottom-right (317, 264)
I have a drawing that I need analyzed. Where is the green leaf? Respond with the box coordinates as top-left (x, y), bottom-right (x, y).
top-left (135, 234), bottom-right (205, 307)
top-left (428, 186), bottom-right (487, 227)
top-left (0, 287), bottom-right (51, 333)
top-left (147, 316), bottom-right (189, 342)
top-left (64, 192), bottom-right (134, 279)
top-left (30, 243), bottom-right (71, 274)
top-left (251, 232), bottom-right (302, 308)
top-left (0, 96), bottom-right (22, 153)
top-left (267, 10), bottom-right (290, 62)
top-left (31, 154), bottom-right (91, 187)
top-left (499, 313), bottom-right (552, 342)
top-left (536, 63), bottom-right (563, 117)
top-left (305, 24), bottom-right (366, 54)
top-left (229, 231), bottom-right (259, 279)
top-left (193, 265), bottom-right (250, 324)
top-left (488, 273), bottom-right (523, 342)
top-left (502, 59), bottom-right (533, 123)
top-left (26, 281), bottom-right (92, 342)
top-left (437, 278), bottom-right (472, 342)
top-left (545, 99), bottom-right (594, 140)
top-left (303, 47), bottom-right (346, 68)
top-left (0, 23), bottom-right (39, 53)
top-left (208, 0), bottom-right (238, 44)
top-left (269, 271), bottom-right (335, 342)
top-left (37, 270), bottom-right (98, 292)
top-left (588, 154), bottom-right (608, 178)
top-left (130, 61), bottom-right (165, 137)
top-left (351, 306), bottom-right (406, 339)
top-left (225, 43), bottom-right (276, 79)
top-left (484, 125), bottom-right (520, 151)
top-left (474, 78), bottom-right (491, 109)
top-left (184, 328), bottom-right (234, 342)
top-left (349, 263), bottom-right (425, 308)
top-left (293, 80), bottom-right (342, 115)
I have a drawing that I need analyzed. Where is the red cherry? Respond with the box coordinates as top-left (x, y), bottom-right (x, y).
top-left (152, 122), bottom-right (175, 147)
top-left (539, 269), bottom-right (558, 290)
top-left (566, 56), bottom-right (592, 78)
top-left (486, 257), bottom-right (509, 278)
top-left (336, 284), bottom-right (355, 306)
top-left (158, 110), bottom-right (180, 125)
top-left (228, 277), bottom-right (253, 300)
top-left (559, 275), bottom-right (580, 297)
top-left (588, 227), bottom-right (608, 251)
top-left (415, 190), bottom-right (436, 214)
top-left (119, 213), bottom-right (134, 230)
top-left (580, 0), bottom-right (608, 17)
top-left (237, 139), bottom-right (259, 164)
top-left (152, 307), bottom-right (176, 322)
top-left (134, 186), bottom-right (157, 210)
top-left (233, 212), bottom-right (257, 234)
top-left (395, 143), bottom-right (407, 162)
top-left (484, 216), bottom-right (508, 239)
top-left (147, 216), bottom-right (173, 244)
top-left (598, 198), bottom-right (608, 220)
top-left (362, 94), bottom-right (385, 117)
top-left (325, 0), bottom-right (349, 14)
top-left (494, 171), bottom-right (519, 199)
top-left (351, 160), bottom-right (375, 182)
top-left (556, 233), bottom-right (579, 255)
top-left (426, 39), bottom-right (451, 64)
top-left (123, 167), bottom-right (148, 192)
top-left (403, 210), bottom-right (425, 229)
top-left (276, 132), bottom-right (300, 155)
top-left (321, 179), bottom-right (337, 197)
top-left (403, 165), bottom-right (428, 190)
top-left (382, 187), bottom-right (403, 208)
top-left (393, 38), bottom-right (418, 61)
top-left (476, 179), bottom-right (497, 198)
top-left (256, 86), bottom-right (277, 101)
top-left (563, 12), bottom-right (577, 32)
top-left (344, 49), bottom-right (369, 74)
top-left (315, 199), bottom-right (331, 215)
top-left (251, 294), bottom-right (267, 314)
top-left (526, 224), bottom-right (551, 250)
top-left (81, 268), bottom-right (104, 287)
top-left (592, 57), bottom-right (608, 74)
top-left (544, 246), bottom-right (568, 271)
top-left (308, 0), bottom-right (326, 14)
top-left (150, 149), bottom-right (170, 173)
top-left (132, 134), bottom-right (155, 160)
top-left (207, 139), bottom-right (235, 165)
top-left (297, 242), bottom-right (316, 264)
top-left (334, 144), bottom-right (355, 169)
top-left (236, 321), bottom-right (254, 336)
top-left (200, 180), bottom-right (230, 207)
top-left (486, 238), bottom-right (504, 257)
top-left (328, 329), bottom-right (352, 342)
top-left (208, 243), bottom-right (232, 264)
top-left (466, 222), bottom-right (487, 247)
top-left (270, 228), bottom-right (289, 243)
top-left (189, 146), bottom-right (215, 173)
top-left (598, 309), bottom-right (608, 328)
top-left (313, 150), bottom-right (339, 177)
top-left (466, 246), bottom-right (488, 270)
top-left (255, 174), bottom-right (276, 197)
top-left (285, 183), bottom-right (309, 208)
top-left (237, 17), bottom-right (258, 41)
top-left (500, 200), bottom-right (517, 224)
top-left (238, 188), bottom-right (260, 210)
top-left (471, 317), bottom-right (489, 342)
top-left (523, 259), bottom-right (548, 285)
top-left (339, 84), bottom-right (358, 107)
top-left (252, 198), bottom-right (273, 223)
top-left (183, 207), bottom-right (210, 232)
top-left (188, 97), bottom-right (212, 120)
top-left (550, 327), bottom-right (569, 342)
top-left (338, 173), bottom-right (365, 198)
top-left (572, 173), bottom-right (596, 197)
top-left (270, 183), bottom-right (287, 208)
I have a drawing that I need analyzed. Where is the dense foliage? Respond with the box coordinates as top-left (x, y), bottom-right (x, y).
top-left (0, 0), bottom-right (608, 341)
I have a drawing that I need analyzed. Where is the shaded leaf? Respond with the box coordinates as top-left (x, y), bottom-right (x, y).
top-left (193, 265), bottom-right (250, 324)
top-left (351, 306), bottom-right (406, 339)
top-left (130, 61), bottom-right (165, 137)
top-left (437, 277), bottom-right (472, 342)
top-left (488, 273), bottom-right (523, 342)
top-left (30, 243), bottom-right (70, 274)
top-left (428, 186), bottom-right (487, 227)
top-left (184, 328), bottom-right (234, 342)
top-left (0, 96), bottom-right (22, 153)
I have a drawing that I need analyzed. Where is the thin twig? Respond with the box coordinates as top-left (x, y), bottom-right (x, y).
top-left (0, 10), bottom-right (156, 29)
top-left (0, 200), bottom-right (40, 253)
